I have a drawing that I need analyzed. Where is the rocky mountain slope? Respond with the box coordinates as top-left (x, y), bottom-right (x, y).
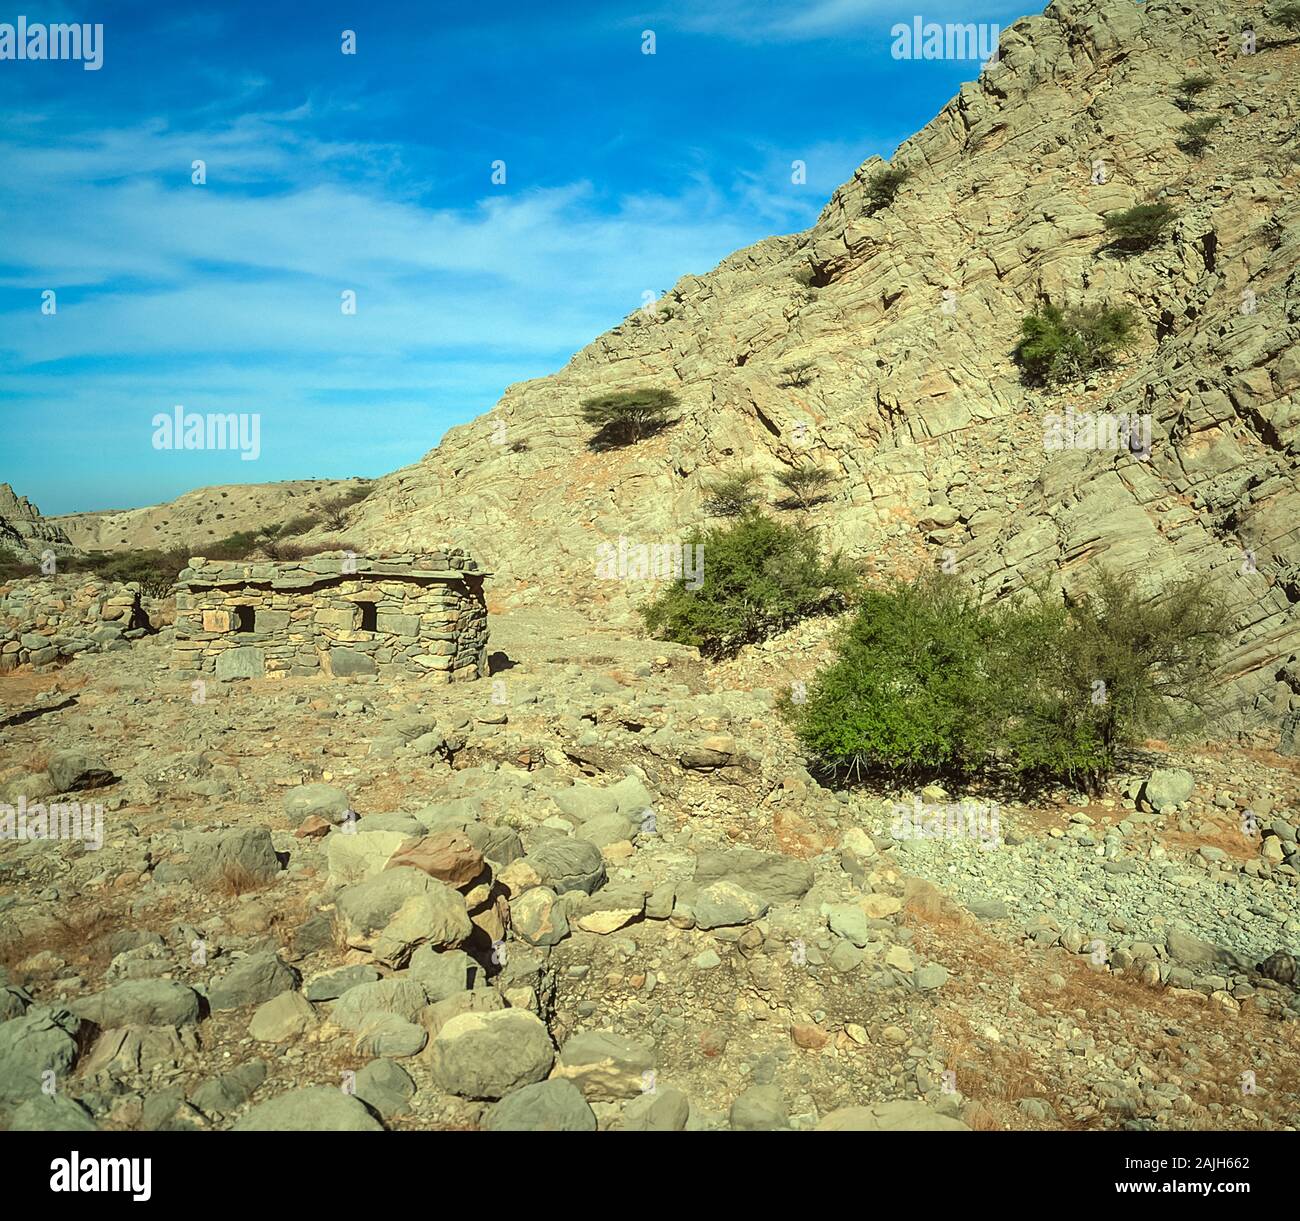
top-left (336, 0), bottom-right (1299, 736)
top-left (0, 485), bottom-right (74, 562)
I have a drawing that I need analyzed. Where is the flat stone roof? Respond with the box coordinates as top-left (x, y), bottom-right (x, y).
top-left (176, 551), bottom-right (490, 591)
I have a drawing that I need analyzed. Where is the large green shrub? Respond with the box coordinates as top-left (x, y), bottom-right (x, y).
top-left (58, 547), bottom-right (190, 598)
top-left (783, 573), bottom-right (1008, 779)
top-left (640, 511), bottom-right (856, 658)
top-left (1007, 571), bottom-right (1224, 787)
top-left (786, 570), bottom-right (1225, 790)
top-left (581, 387), bottom-right (679, 446)
top-left (1013, 302), bottom-right (1137, 386)
top-left (1103, 203), bottom-right (1177, 253)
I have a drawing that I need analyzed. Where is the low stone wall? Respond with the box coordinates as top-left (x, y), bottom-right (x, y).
top-left (170, 551), bottom-right (489, 682)
top-left (0, 576), bottom-right (148, 673)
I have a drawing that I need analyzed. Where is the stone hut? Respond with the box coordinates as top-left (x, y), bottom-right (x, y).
top-left (171, 550), bottom-right (489, 682)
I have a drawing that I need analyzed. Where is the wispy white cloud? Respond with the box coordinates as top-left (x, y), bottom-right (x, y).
top-left (2, 104), bottom-right (819, 508)
top-left (647, 0), bottom-right (1012, 43)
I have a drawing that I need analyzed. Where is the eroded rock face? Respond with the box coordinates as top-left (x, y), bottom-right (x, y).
top-left (334, 0), bottom-right (1299, 733)
top-left (0, 483), bottom-right (75, 561)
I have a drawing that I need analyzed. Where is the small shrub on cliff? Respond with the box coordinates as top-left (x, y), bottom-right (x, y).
top-left (1174, 73), bottom-right (1214, 109)
top-left (581, 387), bottom-right (679, 447)
top-left (0, 551), bottom-right (39, 582)
top-left (640, 511), bottom-right (856, 658)
top-left (776, 464), bottom-right (834, 509)
top-left (1274, 3), bottom-right (1300, 33)
top-left (1177, 115), bottom-right (1222, 157)
top-left (865, 165), bottom-right (910, 214)
top-left (1103, 203), bottom-right (1177, 253)
top-left (1013, 302), bottom-right (1137, 386)
top-left (701, 470), bottom-right (763, 517)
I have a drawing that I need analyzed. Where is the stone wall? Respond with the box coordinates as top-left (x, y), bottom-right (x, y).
top-left (0, 576), bottom-right (148, 673)
top-left (170, 551), bottom-right (489, 682)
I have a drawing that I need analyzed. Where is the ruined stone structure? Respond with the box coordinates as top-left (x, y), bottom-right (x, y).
top-left (1, 576), bottom-right (148, 673)
top-left (171, 551), bottom-right (489, 682)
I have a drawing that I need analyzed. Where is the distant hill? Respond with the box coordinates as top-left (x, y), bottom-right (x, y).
top-left (49, 479), bottom-right (370, 554)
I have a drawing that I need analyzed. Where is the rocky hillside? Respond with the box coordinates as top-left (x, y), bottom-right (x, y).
top-left (0, 485), bottom-right (74, 562)
top-left (52, 479), bottom-right (370, 554)
top-left (336, 0), bottom-right (1298, 736)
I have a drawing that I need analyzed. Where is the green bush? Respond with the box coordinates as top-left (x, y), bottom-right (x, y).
top-left (1174, 73), bottom-right (1214, 109)
top-left (701, 470), bottom-right (763, 517)
top-left (58, 548), bottom-right (189, 598)
top-left (1177, 115), bottom-right (1221, 156)
top-left (1012, 302), bottom-right (1137, 386)
top-left (777, 361), bottom-right (818, 388)
top-left (640, 511), bottom-right (856, 658)
top-left (783, 573), bottom-right (1007, 779)
top-left (785, 571), bottom-right (1226, 790)
top-left (580, 387), bottom-right (679, 446)
top-left (776, 464), bottom-right (834, 509)
top-left (204, 529), bottom-right (264, 560)
top-left (865, 165), bottom-right (910, 214)
top-left (1007, 571), bottom-right (1224, 787)
top-left (1103, 203), bottom-right (1177, 253)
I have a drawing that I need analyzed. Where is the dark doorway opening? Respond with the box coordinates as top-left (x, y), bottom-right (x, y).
top-left (359, 603), bottom-right (378, 632)
top-left (233, 605), bottom-right (255, 633)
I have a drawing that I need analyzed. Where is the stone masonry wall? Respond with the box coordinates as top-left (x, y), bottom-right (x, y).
top-left (0, 575), bottom-right (148, 673)
top-left (170, 551), bottom-right (488, 683)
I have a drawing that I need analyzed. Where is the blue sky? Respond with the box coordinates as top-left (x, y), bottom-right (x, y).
top-left (1, 0), bottom-right (1028, 514)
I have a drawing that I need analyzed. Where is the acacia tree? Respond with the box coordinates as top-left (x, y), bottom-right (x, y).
top-left (777, 464), bottom-right (833, 509)
top-left (580, 387), bottom-right (679, 446)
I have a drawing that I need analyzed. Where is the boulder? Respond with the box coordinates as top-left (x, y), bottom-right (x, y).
top-left (231, 1085), bottom-right (382, 1131)
top-left (551, 1030), bottom-right (655, 1101)
top-left (484, 1079), bottom-right (597, 1132)
top-left (207, 953), bottom-right (298, 1011)
top-left (71, 980), bottom-right (201, 1027)
top-left (326, 829), bottom-right (407, 886)
top-left (523, 838), bottom-right (606, 895)
top-left (1142, 768), bottom-right (1195, 812)
top-left (46, 750), bottom-right (114, 792)
top-left (330, 978), bottom-right (431, 1031)
top-left (182, 826), bottom-right (281, 886)
top-left (429, 1009), bottom-right (555, 1100)
top-left (387, 829), bottom-right (484, 889)
top-left (248, 991), bottom-right (317, 1042)
top-left (334, 866), bottom-right (472, 963)
top-left (693, 847), bottom-right (813, 905)
top-left (283, 783), bottom-right (351, 825)
top-left (0, 1009), bottom-right (81, 1109)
